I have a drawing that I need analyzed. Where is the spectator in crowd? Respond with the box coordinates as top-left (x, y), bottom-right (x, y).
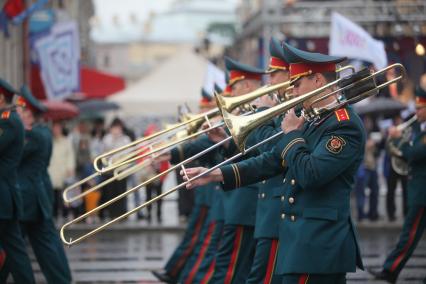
top-left (355, 117), bottom-right (380, 221)
top-left (137, 124), bottom-right (169, 223)
top-left (81, 118), bottom-right (107, 224)
top-left (70, 121), bottom-right (93, 217)
top-left (90, 118), bottom-right (106, 159)
top-left (99, 118), bottom-right (131, 220)
top-left (48, 122), bottom-right (76, 220)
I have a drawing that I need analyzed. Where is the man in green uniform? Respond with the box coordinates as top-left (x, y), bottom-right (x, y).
top-left (14, 89), bottom-right (72, 284)
top-left (155, 58), bottom-right (264, 283)
top-left (152, 89), bottom-right (220, 283)
top-left (0, 244), bottom-right (5, 270)
top-left (178, 88), bottom-right (225, 284)
top-left (184, 43), bottom-right (366, 283)
top-left (244, 37), bottom-right (290, 284)
top-left (178, 83), bottom-right (229, 284)
top-left (24, 85), bottom-right (72, 281)
top-left (207, 57), bottom-right (264, 284)
top-left (369, 85), bottom-right (426, 283)
top-left (0, 78), bottom-right (35, 283)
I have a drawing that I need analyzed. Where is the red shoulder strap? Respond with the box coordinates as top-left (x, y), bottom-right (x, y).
top-left (1, 111), bottom-right (11, 119)
top-left (334, 108), bottom-right (350, 122)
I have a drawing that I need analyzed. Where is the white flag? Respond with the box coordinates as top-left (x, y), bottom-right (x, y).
top-left (34, 21), bottom-right (80, 100)
top-left (203, 62), bottom-right (226, 95)
top-left (329, 12), bottom-right (387, 70)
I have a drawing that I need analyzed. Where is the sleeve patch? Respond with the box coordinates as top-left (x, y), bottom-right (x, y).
top-left (326, 136), bottom-right (346, 154)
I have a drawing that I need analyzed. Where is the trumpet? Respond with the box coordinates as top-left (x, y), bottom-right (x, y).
top-left (387, 114), bottom-right (417, 175)
top-left (221, 63), bottom-right (406, 152)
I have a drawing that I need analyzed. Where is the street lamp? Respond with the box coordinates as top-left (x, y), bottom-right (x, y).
top-left (415, 42), bottom-right (425, 56)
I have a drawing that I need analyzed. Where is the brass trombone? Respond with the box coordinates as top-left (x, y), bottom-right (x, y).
top-left (93, 107), bottom-right (220, 174)
top-left (60, 136), bottom-right (235, 246)
top-left (62, 80), bottom-right (294, 205)
top-left (60, 82), bottom-right (296, 246)
top-left (92, 80), bottom-right (294, 174)
top-left (91, 66), bottom-right (354, 174)
top-left (387, 114), bottom-right (417, 175)
top-left (59, 65), bottom-right (365, 245)
top-left (63, 156), bottom-right (155, 204)
top-left (221, 63), bottom-right (406, 152)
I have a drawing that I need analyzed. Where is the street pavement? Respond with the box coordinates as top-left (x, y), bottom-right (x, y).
top-left (26, 211), bottom-right (426, 283)
top-left (24, 226), bottom-right (426, 283)
top-left (14, 185), bottom-right (426, 283)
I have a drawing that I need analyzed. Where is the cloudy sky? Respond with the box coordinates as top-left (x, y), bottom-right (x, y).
top-left (91, 0), bottom-right (174, 42)
top-left (91, 0), bottom-right (238, 43)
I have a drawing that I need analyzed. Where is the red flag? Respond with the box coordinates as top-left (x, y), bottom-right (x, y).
top-left (3, 0), bottom-right (25, 18)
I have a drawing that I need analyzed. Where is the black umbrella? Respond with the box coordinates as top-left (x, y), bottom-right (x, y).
top-left (353, 97), bottom-right (406, 117)
top-left (74, 99), bottom-right (120, 114)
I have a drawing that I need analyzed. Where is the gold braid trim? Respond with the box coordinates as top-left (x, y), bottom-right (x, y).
top-left (178, 145), bottom-right (184, 162)
top-left (231, 164), bottom-right (241, 188)
top-left (280, 138), bottom-right (305, 159)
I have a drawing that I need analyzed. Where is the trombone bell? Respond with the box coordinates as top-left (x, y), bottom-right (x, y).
top-left (216, 80), bottom-right (291, 114)
top-left (223, 63), bottom-right (406, 152)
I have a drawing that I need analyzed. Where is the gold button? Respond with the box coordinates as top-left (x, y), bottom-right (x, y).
top-left (281, 196), bottom-right (285, 202)
top-left (291, 215), bottom-right (296, 222)
top-left (283, 178), bottom-right (286, 184)
top-left (281, 213), bottom-right (286, 219)
top-left (262, 180), bottom-right (266, 184)
top-left (291, 179), bottom-right (295, 186)
top-left (261, 193), bottom-right (265, 198)
top-left (289, 197), bottom-right (295, 204)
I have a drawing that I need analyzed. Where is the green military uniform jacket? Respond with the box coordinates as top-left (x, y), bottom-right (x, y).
top-left (401, 122), bottom-right (426, 206)
top-left (171, 135), bottom-right (212, 208)
top-left (172, 134), bottom-right (224, 220)
top-left (18, 127), bottom-right (52, 221)
top-left (243, 109), bottom-right (285, 238)
top-left (221, 107), bottom-right (365, 274)
top-left (171, 134), bottom-right (257, 226)
top-left (34, 124), bottom-right (54, 206)
top-left (0, 109), bottom-right (24, 220)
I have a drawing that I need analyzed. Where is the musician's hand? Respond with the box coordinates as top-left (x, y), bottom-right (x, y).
top-left (201, 116), bottom-right (222, 130)
top-left (282, 108), bottom-right (305, 134)
top-left (388, 126), bottom-right (402, 139)
top-left (366, 139), bottom-right (376, 149)
top-left (253, 94), bottom-right (276, 109)
top-left (207, 126), bottom-right (228, 143)
top-left (181, 167), bottom-right (223, 189)
top-left (156, 152), bottom-right (171, 163)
